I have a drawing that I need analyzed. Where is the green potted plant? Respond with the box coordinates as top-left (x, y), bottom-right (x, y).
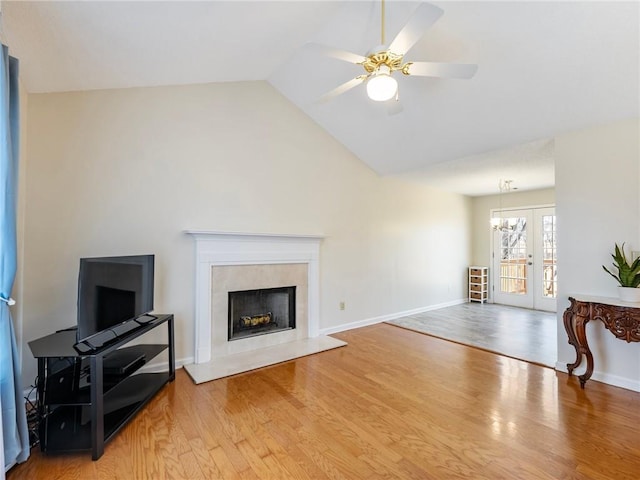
top-left (602, 242), bottom-right (640, 302)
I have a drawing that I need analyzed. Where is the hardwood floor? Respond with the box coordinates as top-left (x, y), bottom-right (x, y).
top-left (8, 324), bottom-right (640, 479)
top-left (387, 303), bottom-right (557, 367)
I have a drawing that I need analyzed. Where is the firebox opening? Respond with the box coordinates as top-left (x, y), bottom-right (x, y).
top-left (228, 286), bottom-right (296, 341)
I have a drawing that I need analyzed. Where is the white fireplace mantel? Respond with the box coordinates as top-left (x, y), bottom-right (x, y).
top-left (185, 230), bottom-right (324, 364)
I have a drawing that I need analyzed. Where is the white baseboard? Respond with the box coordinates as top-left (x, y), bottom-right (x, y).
top-left (318, 298), bottom-right (467, 336)
top-left (555, 362), bottom-right (640, 392)
top-left (140, 356), bottom-right (192, 373)
top-left (555, 361), bottom-right (568, 373)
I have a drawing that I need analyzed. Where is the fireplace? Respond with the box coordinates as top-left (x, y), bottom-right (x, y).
top-left (183, 231), bottom-right (347, 384)
top-left (228, 286), bottom-right (296, 340)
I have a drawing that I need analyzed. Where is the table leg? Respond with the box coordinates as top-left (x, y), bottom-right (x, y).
top-left (576, 312), bottom-right (594, 388)
top-left (90, 355), bottom-right (104, 460)
top-left (563, 298), bottom-right (595, 387)
top-left (563, 298), bottom-right (582, 374)
top-left (168, 315), bottom-right (175, 381)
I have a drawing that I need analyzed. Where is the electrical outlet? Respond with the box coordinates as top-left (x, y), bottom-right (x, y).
top-left (339, 301), bottom-right (345, 311)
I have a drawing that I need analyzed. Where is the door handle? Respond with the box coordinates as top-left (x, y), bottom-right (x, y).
top-left (527, 261), bottom-right (533, 265)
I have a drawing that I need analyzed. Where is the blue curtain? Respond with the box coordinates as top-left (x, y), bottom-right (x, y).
top-left (0, 44), bottom-right (29, 469)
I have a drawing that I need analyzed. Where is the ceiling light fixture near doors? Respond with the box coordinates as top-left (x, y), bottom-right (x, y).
top-left (491, 179), bottom-right (516, 231)
top-left (310, 0), bottom-right (478, 105)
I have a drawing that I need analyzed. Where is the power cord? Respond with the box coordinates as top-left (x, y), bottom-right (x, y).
top-left (24, 380), bottom-right (40, 448)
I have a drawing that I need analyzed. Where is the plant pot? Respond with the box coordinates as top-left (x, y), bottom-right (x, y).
top-left (618, 286), bottom-right (640, 303)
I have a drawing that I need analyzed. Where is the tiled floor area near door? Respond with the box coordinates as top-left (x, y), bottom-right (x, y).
top-left (386, 302), bottom-right (557, 367)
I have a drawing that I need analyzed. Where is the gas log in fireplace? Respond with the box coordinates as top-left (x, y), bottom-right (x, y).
top-left (228, 286), bottom-right (296, 341)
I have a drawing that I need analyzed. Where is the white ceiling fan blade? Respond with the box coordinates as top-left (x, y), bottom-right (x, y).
top-left (305, 42), bottom-right (367, 64)
top-left (317, 76), bottom-right (367, 103)
top-left (388, 3), bottom-right (444, 55)
top-left (405, 62), bottom-right (478, 79)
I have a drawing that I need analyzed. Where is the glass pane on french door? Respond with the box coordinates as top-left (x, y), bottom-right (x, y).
top-left (492, 210), bottom-right (534, 309)
top-left (499, 217), bottom-right (528, 295)
top-left (542, 214), bottom-right (557, 298)
top-left (534, 208), bottom-right (557, 311)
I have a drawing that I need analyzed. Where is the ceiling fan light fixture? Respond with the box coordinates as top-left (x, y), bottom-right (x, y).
top-left (366, 65), bottom-right (398, 102)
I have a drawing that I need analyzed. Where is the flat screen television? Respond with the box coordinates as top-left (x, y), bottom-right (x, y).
top-left (76, 254), bottom-right (154, 344)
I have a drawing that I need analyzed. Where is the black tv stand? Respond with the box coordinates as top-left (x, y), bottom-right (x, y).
top-left (103, 350), bottom-right (146, 375)
top-left (28, 314), bottom-right (175, 460)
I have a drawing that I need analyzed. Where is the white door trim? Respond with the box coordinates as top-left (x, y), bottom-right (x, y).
top-left (489, 205), bottom-right (557, 312)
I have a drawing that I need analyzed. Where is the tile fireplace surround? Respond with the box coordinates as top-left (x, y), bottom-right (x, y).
top-left (183, 231), bottom-right (346, 384)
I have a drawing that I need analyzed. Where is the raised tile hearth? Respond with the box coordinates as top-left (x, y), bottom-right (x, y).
top-left (184, 336), bottom-right (346, 384)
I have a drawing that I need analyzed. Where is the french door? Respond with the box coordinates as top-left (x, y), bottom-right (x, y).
top-left (491, 207), bottom-right (556, 311)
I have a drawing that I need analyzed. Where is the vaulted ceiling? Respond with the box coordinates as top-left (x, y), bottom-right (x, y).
top-left (3, 1), bottom-right (638, 195)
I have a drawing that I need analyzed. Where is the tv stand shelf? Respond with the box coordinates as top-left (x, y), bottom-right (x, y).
top-left (28, 314), bottom-right (175, 460)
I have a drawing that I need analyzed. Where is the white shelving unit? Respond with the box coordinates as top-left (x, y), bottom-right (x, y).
top-left (468, 266), bottom-right (488, 303)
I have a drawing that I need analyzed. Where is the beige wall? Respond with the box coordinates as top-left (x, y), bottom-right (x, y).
top-left (556, 118), bottom-right (639, 391)
top-left (470, 188), bottom-right (555, 272)
top-left (20, 81), bottom-right (472, 385)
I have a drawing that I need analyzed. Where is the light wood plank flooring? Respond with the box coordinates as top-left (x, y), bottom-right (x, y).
top-left (387, 303), bottom-right (557, 367)
top-left (8, 324), bottom-right (639, 479)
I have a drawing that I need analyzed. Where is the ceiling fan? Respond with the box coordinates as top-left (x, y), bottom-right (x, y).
top-left (311, 0), bottom-right (478, 104)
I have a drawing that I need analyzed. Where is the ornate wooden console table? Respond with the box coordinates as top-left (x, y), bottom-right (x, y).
top-left (563, 295), bottom-right (640, 388)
